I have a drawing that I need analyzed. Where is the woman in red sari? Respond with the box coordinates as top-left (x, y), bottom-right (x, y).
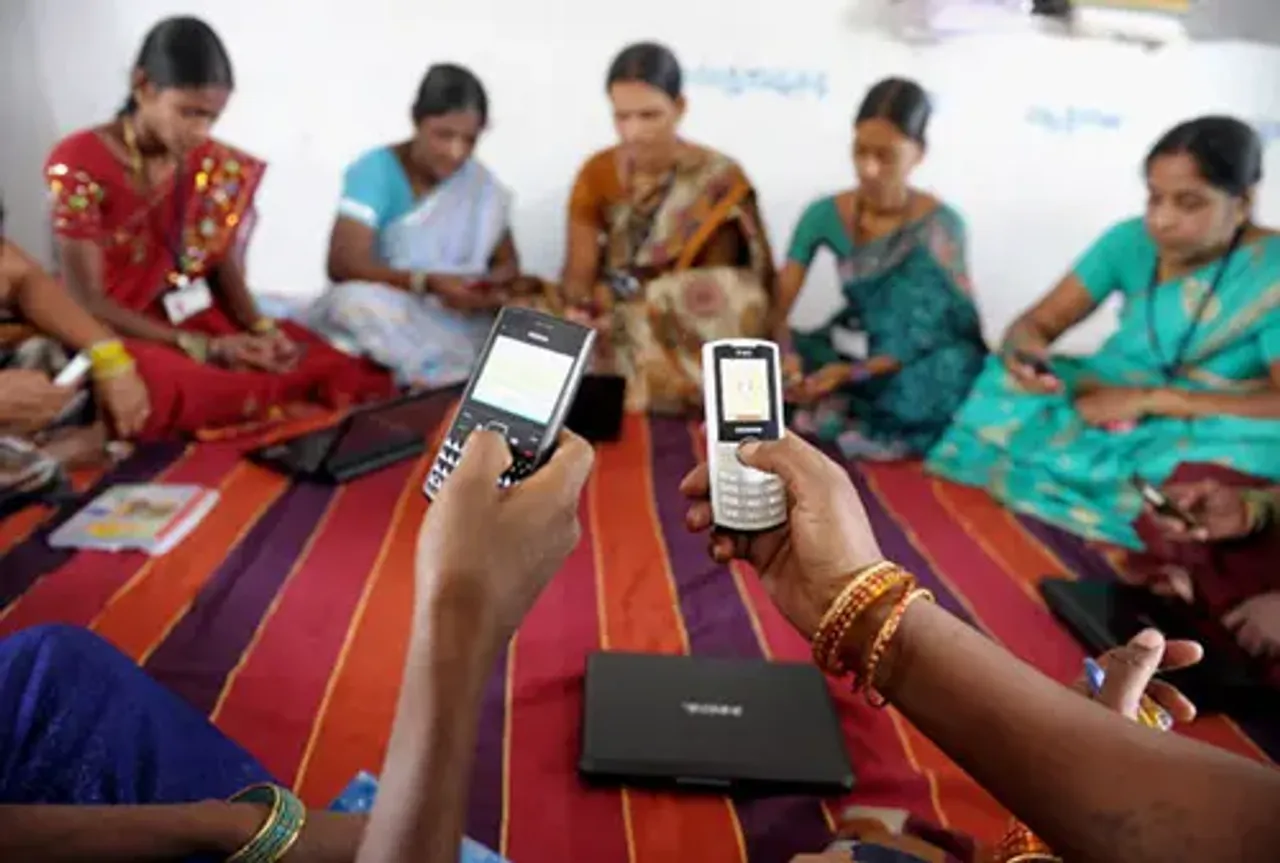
top-left (45, 16), bottom-right (392, 441)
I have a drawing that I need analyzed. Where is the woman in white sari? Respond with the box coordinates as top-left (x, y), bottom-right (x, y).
top-left (310, 63), bottom-right (525, 386)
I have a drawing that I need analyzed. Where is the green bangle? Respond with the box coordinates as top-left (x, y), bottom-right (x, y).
top-left (226, 783), bottom-right (306, 863)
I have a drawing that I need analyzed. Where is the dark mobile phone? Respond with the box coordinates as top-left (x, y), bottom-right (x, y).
top-left (1132, 477), bottom-right (1197, 528)
top-left (423, 306), bottom-right (594, 500)
top-left (1013, 349), bottom-right (1054, 378)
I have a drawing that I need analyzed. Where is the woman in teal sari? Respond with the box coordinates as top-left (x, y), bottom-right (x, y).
top-left (776, 77), bottom-right (987, 460)
top-left (307, 64), bottom-right (530, 387)
top-left (928, 116), bottom-right (1280, 549)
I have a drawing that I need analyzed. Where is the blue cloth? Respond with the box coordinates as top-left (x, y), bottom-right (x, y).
top-left (0, 624), bottom-right (270, 805)
top-left (927, 219), bottom-right (1280, 548)
top-left (308, 147), bottom-right (513, 387)
top-left (786, 196), bottom-right (987, 458)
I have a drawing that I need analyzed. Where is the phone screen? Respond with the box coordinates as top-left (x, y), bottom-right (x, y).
top-left (470, 334), bottom-right (575, 425)
top-left (712, 342), bottom-right (782, 444)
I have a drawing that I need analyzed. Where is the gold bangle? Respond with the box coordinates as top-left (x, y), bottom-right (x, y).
top-left (859, 586), bottom-right (933, 706)
top-left (250, 317), bottom-right (277, 335)
top-left (810, 561), bottom-right (912, 675)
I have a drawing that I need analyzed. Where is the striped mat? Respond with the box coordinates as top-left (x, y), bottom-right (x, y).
top-left (0, 413), bottom-right (1274, 862)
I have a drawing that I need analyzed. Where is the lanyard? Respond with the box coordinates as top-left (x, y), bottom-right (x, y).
top-left (1145, 226), bottom-right (1243, 381)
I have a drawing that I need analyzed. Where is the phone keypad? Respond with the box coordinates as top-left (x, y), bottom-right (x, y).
top-left (424, 434), bottom-right (466, 498)
top-left (713, 447), bottom-right (787, 531)
top-left (424, 433), bottom-right (541, 498)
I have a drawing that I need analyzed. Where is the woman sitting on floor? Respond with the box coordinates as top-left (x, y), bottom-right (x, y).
top-left (309, 63), bottom-right (529, 388)
top-left (777, 77), bottom-right (986, 461)
top-left (45, 16), bottom-right (392, 441)
top-left (927, 115), bottom-right (1280, 549)
top-left (555, 41), bottom-right (776, 414)
top-left (0, 200), bottom-right (149, 463)
top-left (1135, 469), bottom-right (1280, 670)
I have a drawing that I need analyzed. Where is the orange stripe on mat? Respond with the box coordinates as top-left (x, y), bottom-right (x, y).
top-left (208, 460), bottom-right (415, 786)
top-left (90, 459), bottom-right (288, 661)
top-left (593, 414), bottom-right (744, 863)
top-left (293, 454), bottom-right (431, 806)
top-left (0, 446), bottom-right (212, 635)
top-left (0, 507), bottom-right (51, 557)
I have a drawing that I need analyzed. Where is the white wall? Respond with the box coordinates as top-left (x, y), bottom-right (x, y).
top-left (4, 0), bottom-right (1280, 351)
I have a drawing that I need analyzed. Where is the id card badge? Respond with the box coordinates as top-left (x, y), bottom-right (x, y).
top-left (162, 278), bottom-right (213, 325)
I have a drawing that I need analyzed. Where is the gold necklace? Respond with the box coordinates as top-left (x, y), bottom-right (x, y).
top-left (121, 116), bottom-right (146, 186)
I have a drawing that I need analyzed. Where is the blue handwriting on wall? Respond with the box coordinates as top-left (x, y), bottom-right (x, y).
top-left (686, 65), bottom-right (828, 101)
top-left (1025, 105), bottom-right (1123, 134)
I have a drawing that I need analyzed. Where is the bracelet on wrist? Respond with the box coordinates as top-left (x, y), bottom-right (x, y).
top-left (809, 561), bottom-right (912, 676)
top-left (408, 271), bottom-right (430, 296)
top-left (250, 317), bottom-right (277, 335)
top-left (225, 783), bottom-right (306, 863)
top-left (87, 339), bottom-right (136, 380)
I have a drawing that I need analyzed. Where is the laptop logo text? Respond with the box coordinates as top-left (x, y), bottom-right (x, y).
top-left (681, 701), bottom-right (744, 718)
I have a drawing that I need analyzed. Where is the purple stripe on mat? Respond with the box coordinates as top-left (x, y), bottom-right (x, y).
top-left (465, 645), bottom-right (510, 853)
top-left (646, 418), bottom-right (833, 863)
top-left (1015, 513), bottom-right (1121, 582)
top-left (841, 463), bottom-right (973, 626)
top-left (0, 444), bottom-right (185, 610)
top-left (143, 481), bottom-right (336, 714)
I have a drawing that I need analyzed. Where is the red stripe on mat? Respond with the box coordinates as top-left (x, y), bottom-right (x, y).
top-left (864, 462), bottom-right (1083, 682)
top-left (209, 460), bottom-right (416, 786)
top-left (592, 415), bottom-right (745, 863)
top-left (293, 454), bottom-right (431, 806)
top-left (502, 472), bottom-right (629, 862)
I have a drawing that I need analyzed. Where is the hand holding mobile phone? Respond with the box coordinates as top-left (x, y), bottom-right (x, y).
top-left (1132, 476), bottom-right (1197, 529)
top-left (702, 339), bottom-right (787, 532)
top-left (424, 307), bottom-right (595, 500)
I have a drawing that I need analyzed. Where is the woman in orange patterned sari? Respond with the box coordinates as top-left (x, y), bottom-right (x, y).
top-left (551, 42), bottom-right (776, 415)
top-left (45, 16), bottom-right (391, 441)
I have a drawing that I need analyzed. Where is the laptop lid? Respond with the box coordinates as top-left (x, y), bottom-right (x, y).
top-left (579, 652), bottom-right (854, 796)
top-left (251, 384), bottom-right (462, 481)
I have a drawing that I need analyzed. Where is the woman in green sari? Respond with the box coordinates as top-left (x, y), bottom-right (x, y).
top-left (928, 116), bottom-right (1280, 548)
top-left (777, 77), bottom-right (987, 460)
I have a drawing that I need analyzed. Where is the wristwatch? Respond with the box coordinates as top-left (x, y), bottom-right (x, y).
top-left (409, 271), bottom-right (430, 296)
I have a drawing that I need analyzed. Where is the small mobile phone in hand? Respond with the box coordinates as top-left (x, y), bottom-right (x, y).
top-left (702, 339), bottom-right (787, 532)
top-left (1132, 476), bottom-right (1197, 529)
top-left (1012, 349), bottom-right (1055, 379)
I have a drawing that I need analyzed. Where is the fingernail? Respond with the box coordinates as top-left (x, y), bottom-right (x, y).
top-left (1133, 628), bottom-right (1164, 650)
top-left (738, 441), bottom-right (760, 459)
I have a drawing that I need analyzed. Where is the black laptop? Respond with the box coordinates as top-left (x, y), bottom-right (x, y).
top-left (250, 385), bottom-right (460, 483)
top-left (579, 652), bottom-right (854, 796)
top-left (1040, 578), bottom-right (1276, 715)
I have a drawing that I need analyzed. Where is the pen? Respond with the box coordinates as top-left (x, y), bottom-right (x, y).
top-left (1083, 656), bottom-right (1173, 731)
